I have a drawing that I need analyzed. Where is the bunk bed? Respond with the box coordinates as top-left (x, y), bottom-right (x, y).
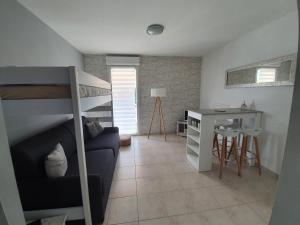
top-left (0, 66), bottom-right (114, 225)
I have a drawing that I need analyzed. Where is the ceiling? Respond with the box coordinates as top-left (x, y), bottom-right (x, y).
top-left (18, 0), bottom-right (296, 57)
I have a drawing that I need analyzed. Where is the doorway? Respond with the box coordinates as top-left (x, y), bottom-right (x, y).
top-left (110, 67), bottom-right (137, 134)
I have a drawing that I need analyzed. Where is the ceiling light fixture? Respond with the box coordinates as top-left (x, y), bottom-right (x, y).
top-left (147, 24), bottom-right (164, 35)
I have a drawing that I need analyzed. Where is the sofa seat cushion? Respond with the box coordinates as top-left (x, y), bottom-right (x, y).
top-left (85, 133), bottom-right (120, 157)
top-left (66, 149), bottom-right (115, 196)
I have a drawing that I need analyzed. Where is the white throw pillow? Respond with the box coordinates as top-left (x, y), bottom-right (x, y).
top-left (45, 143), bottom-right (68, 178)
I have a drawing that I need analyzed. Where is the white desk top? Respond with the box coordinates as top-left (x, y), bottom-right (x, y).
top-left (190, 108), bottom-right (263, 116)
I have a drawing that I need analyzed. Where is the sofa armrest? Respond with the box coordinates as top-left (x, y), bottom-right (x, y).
top-left (102, 127), bottom-right (119, 134)
top-left (17, 175), bottom-right (104, 224)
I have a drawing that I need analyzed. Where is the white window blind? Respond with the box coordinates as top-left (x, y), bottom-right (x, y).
top-left (111, 67), bottom-right (137, 134)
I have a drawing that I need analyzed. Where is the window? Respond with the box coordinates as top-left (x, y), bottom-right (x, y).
top-left (111, 67), bottom-right (137, 134)
top-left (256, 68), bottom-right (276, 83)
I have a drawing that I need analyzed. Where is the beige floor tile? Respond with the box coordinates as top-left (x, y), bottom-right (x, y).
top-left (117, 156), bottom-right (135, 167)
top-left (114, 166), bottom-right (135, 180)
top-left (160, 175), bottom-right (183, 192)
top-left (166, 153), bottom-right (187, 164)
top-left (177, 173), bottom-right (205, 189)
top-left (202, 208), bottom-right (235, 225)
top-left (135, 154), bottom-right (163, 166)
top-left (119, 146), bottom-right (135, 156)
top-left (198, 172), bottom-right (225, 187)
top-left (162, 190), bottom-right (191, 216)
top-left (171, 162), bottom-right (197, 174)
top-left (108, 196), bottom-right (138, 224)
top-left (110, 179), bottom-right (137, 198)
top-left (248, 200), bottom-right (273, 223)
top-left (138, 193), bottom-right (168, 220)
top-left (172, 213), bottom-right (210, 225)
top-left (137, 177), bottom-right (161, 195)
top-left (233, 182), bottom-right (271, 203)
top-left (139, 217), bottom-right (175, 225)
top-left (226, 204), bottom-right (266, 225)
top-left (103, 199), bottom-right (111, 225)
top-left (136, 164), bottom-right (173, 178)
top-left (136, 165), bottom-right (158, 178)
top-left (211, 185), bottom-right (243, 207)
top-left (185, 188), bottom-right (220, 212)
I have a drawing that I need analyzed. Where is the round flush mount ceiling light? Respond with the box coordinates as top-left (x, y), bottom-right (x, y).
top-left (147, 24), bottom-right (164, 35)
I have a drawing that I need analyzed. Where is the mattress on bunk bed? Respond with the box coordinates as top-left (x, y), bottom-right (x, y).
top-left (0, 84), bottom-right (111, 99)
top-left (11, 117), bottom-right (120, 224)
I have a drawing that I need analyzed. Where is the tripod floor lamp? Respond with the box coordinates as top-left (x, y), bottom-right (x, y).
top-left (148, 88), bottom-right (167, 141)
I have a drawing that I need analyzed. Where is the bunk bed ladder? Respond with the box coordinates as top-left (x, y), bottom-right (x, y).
top-left (69, 67), bottom-right (93, 225)
top-left (0, 100), bottom-right (26, 225)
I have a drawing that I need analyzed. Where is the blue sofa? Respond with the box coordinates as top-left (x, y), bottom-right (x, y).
top-left (11, 117), bottom-right (120, 224)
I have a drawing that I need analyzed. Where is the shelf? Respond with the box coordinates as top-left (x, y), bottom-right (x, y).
top-left (187, 153), bottom-right (199, 170)
top-left (187, 144), bottom-right (200, 155)
top-left (188, 125), bottom-right (200, 132)
top-left (187, 134), bottom-right (200, 144)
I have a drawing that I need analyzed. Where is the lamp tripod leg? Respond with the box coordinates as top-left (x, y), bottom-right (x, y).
top-left (159, 99), bottom-right (162, 134)
top-left (159, 97), bottom-right (167, 141)
top-left (148, 97), bottom-right (158, 138)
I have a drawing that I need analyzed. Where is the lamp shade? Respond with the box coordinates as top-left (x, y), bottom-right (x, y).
top-left (151, 88), bottom-right (166, 97)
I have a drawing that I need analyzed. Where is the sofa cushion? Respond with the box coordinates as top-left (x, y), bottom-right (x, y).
top-left (66, 149), bottom-right (115, 196)
top-left (11, 126), bottom-right (76, 179)
top-left (85, 132), bottom-right (120, 157)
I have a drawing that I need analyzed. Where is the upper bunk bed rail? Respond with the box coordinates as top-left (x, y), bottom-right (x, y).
top-left (0, 66), bottom-right (112, 114)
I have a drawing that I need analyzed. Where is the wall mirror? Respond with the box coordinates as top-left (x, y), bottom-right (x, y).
top-left (225, 54), bottom-right (297, 88)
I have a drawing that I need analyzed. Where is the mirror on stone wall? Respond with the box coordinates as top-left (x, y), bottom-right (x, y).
top-left (225, 54), bottom-right (297, 88)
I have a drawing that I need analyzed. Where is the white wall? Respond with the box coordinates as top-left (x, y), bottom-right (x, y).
top-left (0, 0), bottom-right (83, 144)
top-left (200, 11), bottom-right (298, 174)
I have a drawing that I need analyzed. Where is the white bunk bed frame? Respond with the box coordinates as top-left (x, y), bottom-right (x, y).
top-left (0, 66), bottom-right (112, 225)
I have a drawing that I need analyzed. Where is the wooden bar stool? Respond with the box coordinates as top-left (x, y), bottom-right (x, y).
top-left (240, 128), bottom-right (263, 175)
top-left (215, 128), bottom-right (241, 179)
top-left (213, 120), bottom-right (234, 160)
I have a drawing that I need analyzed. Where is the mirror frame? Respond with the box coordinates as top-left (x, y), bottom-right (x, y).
top-left (225, 53), bottom-right (297, 88)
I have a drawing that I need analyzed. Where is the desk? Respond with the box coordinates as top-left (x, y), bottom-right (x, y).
top-left (186, 108), bottom-right (263, 171)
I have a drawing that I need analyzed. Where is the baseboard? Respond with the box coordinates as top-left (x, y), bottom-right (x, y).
top-left (262, 166), bottom-right (279, 179)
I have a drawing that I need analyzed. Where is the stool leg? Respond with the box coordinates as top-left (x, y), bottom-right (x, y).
top-left (227, 141), bottom-right (234, 161)
top-left (219, 137), bottom-right (226, 179)
top-left (243, 136), bottom-right (248, 164)
top-left (213, 133), bottom-right (220, 159)
top-left (213, 133), bottom-right (217, 148)
top-left (224, 137), bottom-right (228, 165)
top-left (254, 136), bottom-right (262, 175)
top-left (232, 137), bottom-right (241, 177)
top-left (240, 136), bottom-right (246, 170)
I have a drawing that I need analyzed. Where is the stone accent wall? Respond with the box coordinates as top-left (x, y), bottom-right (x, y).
top-left (83, 55), bottom-right (201, 134)
top-left (138, 56), bottom-right (201, 134)
top-left (84, 55), bottom-right (109, 81)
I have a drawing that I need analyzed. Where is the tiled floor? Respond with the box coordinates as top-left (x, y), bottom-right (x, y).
top-left (105, 135), bottom-right (277, 225)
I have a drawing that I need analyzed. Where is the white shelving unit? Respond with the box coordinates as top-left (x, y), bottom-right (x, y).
top-left (186, 111), bottom-right (201, 170)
